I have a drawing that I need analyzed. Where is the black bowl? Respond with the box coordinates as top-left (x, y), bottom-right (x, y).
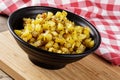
top-left (8, 6), bottom-right (101, 69)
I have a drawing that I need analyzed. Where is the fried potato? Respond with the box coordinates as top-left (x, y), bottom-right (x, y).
top-left (14, 11), bottom-right (94, 54)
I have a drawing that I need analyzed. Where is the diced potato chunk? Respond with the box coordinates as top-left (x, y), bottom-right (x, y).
top-left (14, 11), bottom-right (94, 54)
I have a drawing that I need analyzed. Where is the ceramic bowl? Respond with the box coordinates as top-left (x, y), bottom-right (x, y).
top-left (8, 6), bottom-right (101, 69)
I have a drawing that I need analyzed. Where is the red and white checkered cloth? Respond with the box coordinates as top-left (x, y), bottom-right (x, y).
top-left (0, 0), bottom-right (120, 65)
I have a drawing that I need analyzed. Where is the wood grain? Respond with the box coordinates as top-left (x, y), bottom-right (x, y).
top-left (1, 16), bottom-right (120, 80)
top-left (1, 31), bottom-right (120, 80)
top-left (0, 69), bottom-right (13, 80)
top-left (0, 16), bottom-right (8, 32)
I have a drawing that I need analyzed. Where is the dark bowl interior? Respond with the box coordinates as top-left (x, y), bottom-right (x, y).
top-left (8, 6), bottom-right (101, 69)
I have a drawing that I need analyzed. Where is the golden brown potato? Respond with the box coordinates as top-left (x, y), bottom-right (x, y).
top-left (14, 11), bottom-right (94, 54)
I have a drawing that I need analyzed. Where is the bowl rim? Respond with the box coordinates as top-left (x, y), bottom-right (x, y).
top-left (7, 6), bottom-right (101, 57)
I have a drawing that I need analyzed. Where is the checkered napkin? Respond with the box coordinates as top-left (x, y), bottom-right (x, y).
top-left (0, 0), bottom-right (120, 65)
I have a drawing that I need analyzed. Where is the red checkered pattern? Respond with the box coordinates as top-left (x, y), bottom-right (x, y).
top-left (0, 0), bottom-right (120, 65)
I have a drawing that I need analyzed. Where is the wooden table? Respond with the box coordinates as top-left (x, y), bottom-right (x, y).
top-left (1, 16), bottom-right (120, 80)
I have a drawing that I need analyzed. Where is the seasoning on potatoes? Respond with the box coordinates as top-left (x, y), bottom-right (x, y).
top-left (14, 11), bottom-right (94, 54)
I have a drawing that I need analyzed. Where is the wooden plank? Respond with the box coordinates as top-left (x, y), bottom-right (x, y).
top-left (0, 31), bottom-right (120, 80)
top-left (0, 69), bottom-right (13, 80)
top-left (1, 16), bottom-right (120, 80)
top-left (0, 61), bottom-right (24, 80)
